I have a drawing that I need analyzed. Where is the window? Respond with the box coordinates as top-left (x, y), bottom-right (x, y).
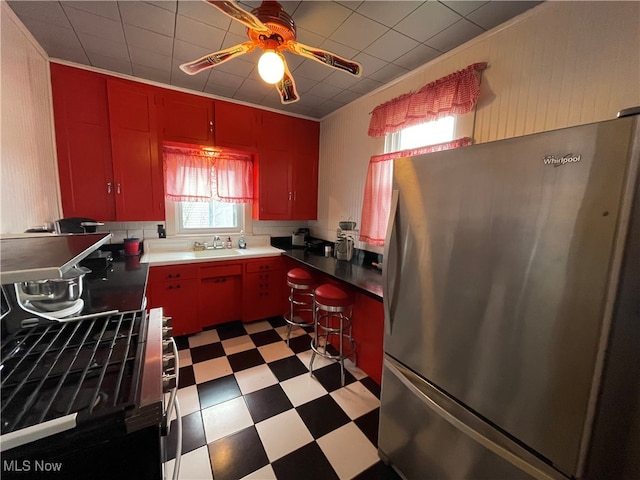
top-left (385, 116), bottom-right (456, 153)
top-left (176, 200), bottom-right (242, 233)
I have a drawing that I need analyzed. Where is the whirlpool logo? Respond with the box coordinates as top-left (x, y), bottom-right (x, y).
top-left (543, 153), bottom-right (582, 167)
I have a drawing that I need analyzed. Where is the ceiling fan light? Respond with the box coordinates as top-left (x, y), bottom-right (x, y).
top-left (258, 51), bottom-right (285, 84)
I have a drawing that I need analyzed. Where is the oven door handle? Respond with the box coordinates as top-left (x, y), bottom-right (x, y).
top-left (165, 337), bottom-right (179, 432)
top-left (170, 397), bottom-right (182, 480)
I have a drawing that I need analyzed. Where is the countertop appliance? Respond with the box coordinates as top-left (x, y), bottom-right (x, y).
top-left (0, 235), bottom-right (181, 479)
top-left (292, 228), bottom-right (309, 247)
top-left (380, 113), bottom-right (640, 479)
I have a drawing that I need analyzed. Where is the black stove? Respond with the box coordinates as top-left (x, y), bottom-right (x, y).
top-left (1, 311), bottom-right (146, 436)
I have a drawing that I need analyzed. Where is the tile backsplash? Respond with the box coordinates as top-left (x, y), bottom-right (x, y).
top-left (97, 222), bottom-right (164, 244)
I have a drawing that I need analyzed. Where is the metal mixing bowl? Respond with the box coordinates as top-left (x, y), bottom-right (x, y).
top-left (20, 268), bottom-right (85, 309)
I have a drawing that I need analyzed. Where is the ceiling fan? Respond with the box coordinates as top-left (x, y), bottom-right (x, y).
top-left (180, 0), bottom-right (363, 104)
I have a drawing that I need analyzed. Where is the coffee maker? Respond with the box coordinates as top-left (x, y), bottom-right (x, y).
top-left (335, 232), bottom-right (354, 261)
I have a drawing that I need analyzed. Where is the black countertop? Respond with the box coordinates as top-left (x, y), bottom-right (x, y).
top-left (282, 249), bottom-right (383, 300)
top-left (82, 251), bottom-right (148, 314)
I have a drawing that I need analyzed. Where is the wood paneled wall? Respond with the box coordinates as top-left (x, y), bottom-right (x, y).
top-left (1, 3), bottom-right (61, 234)
top-left (315, 1), bottom-right (640, 251)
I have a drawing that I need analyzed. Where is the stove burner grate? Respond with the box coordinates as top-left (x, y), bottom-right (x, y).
top-left (0, 310), bottom-right (145, 435)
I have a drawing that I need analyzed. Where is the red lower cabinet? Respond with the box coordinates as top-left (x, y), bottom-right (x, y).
top-left (243, 258), bottom-right (285, 322)
top-left (147, 265), bottom-right (200, 336)
top-left (199, 262), bottom-right (243, 328)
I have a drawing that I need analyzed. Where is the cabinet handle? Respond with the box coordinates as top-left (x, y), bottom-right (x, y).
top-left (116, 182), bottom-right (121, 194)
top-left (288, 191), bottom-right (292, 201)
top-left (107, 182), bottom-right (112, 194)
top-left (209, 120), bottom-right (214, 134)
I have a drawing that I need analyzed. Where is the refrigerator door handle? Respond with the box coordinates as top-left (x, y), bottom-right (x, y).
top-left (384, 357), bottom-right (568, 480)
top-left (382, 189), bottom-right (399, 335)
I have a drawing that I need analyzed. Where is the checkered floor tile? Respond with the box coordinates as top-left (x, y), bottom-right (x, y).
top-left (163, 316), bottom-right (401, 480)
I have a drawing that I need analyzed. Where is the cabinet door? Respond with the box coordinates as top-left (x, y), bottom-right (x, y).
top-left (291, 119), bottom-right (319, 219)
top-left (50, 64), bottom-right (115, 220)
top-left (159, 90), bottom-right (214, 144)
top-left (214, 100), bottom-right (257, 149)
top-left (148, 278), bottom-right (200, 336)
top-left (253, 147), bottom-right (292, 220)
top-left (199, 262), bottom-right (243, 327)
top-left (243, 260), bottom-right (285, 322)
top-left (107, 80), bottom-right (165, 221)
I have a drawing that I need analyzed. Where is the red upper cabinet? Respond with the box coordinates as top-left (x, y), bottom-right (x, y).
top-left (50, 64), bottom-right (164, 221)
top-left (51, 64), bottom-right (116, 220)
top-left (214, 100), bottom-right (258, 149)
top-left (157, 90), bottom-right (215, 145)
top-left (107, 80), bottom-right (164, 221)
top-left (253, 111), bottom-right (319, 220)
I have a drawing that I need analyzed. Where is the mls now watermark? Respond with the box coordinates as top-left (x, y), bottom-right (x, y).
top-left (3, 459), bottom-right (63, 473)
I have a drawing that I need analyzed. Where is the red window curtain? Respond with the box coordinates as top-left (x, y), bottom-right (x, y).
top-left (367, 62), bottom-right (487, 137)
top-left (359, 137), bottom-right (472, 246)
top-left (163, 145), bottom-right (253, 203)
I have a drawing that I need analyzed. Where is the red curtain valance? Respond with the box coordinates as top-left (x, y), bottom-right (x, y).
top-left (359, 137), bottom-right (472, 246)
top-left (368, 62), bottom-right (487, 137)
top-left (163, 145), bottom-right (253, 203)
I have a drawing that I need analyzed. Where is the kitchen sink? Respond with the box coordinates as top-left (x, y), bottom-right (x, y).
top-left (192, 248), bottom-right (242, 258)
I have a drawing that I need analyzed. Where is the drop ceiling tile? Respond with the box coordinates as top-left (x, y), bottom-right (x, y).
top-left (8, 1), bottom-right (71, 29)
top-left (394, 1), bottom-right (462, 43)
top-left (291, 59), bottom-right (334, 82)
top-left (393, 43), bottom-right (441, 70)
top-left (313, 99), bottom-right (344, 117)
top-left (233, 79), bottom-right (268, 104)
top-left (367, 63), bottom-right (410, 84)
top-left (306, 82), bottom-right (343, 100)
top-left (129, 46), bottom-right (173, 71)
top-left (289, 75), bottom-right (317, 95)
top-left (323, 70), bottom-right (361, 90)
top-left (207, 69), bottom-right (246, 89)
top-left (175, 15), bottom-right (226, 50)
top-left (77, 32), bottom-right (129, 60)
top-left (292, 1), bottom-right (352, 37)
top-left (124, 24), bottom-right (173, 56)
top-left (441, 1), bottom-right (489, 17)
top-left (132, 63), bottom-right (172, 84)
top-left (364, 29), bottom-right (419, 63)
top-left (352, 52), bottom-right (387, 76)
top-left (335, 1), bottom-right (362, 12)
top-left (177, 0), bottom-right (231, 30)
top-left (87, 52), bottom-right (133, 76)
top-left (282, 52), bottom-right (304, 72)
top-left (204, 83), bottom-right (240, 98)
top-left (330, 12), bottom-right (389, 51)
top-left (348, 77), bottom-right (384, 95)
top-left (425, 18), bottom-right (485, 53)
top-left (220, 31), bottom-right (249, 50)
top-left (64, 6), bottom-right (126, 43)
top-left (356, 1), bottom-right (424, 28)
top-left (119, 1), bottom-right (175, 37)
top-left (467, 1), bottom-right (542, 30)
top-left (61, 1), bottom-right (120, 21)
top-left (14, 17), bottom-right (83, 58)
top-left (146, 1), bottom-right (177, 13)
top-left (173, 39), bottom-right (213, 63)
top-left (258, 93), bottom-right (286, 110)
top-left (171, 58), bottom-right (209, 91)
top-left (318, 38), bottom-right (360, 61)
top-left (214, 56), bottom-right (256, 77)
top-left (293, 27), bottom-right (326, 50)
top-left (332, 89), bottom-right (361, 105)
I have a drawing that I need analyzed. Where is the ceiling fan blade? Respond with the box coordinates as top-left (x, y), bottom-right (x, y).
top-left (180, 41), bottom-right (255, 75)
top-left (276, 56), bottom-right (299, 104)
top-left (205, 0), bottom-right (271, 35)
top-left (287, 41), bottom-right (362, 77)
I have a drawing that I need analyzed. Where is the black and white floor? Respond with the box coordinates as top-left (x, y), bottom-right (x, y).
top-left (163, 316), bottom-right (401, 480)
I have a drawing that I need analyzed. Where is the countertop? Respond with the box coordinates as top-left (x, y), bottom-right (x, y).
top-left (141, 245), bottom-right (284, 266)
top-left (282, 249), bottom-right (383, 300)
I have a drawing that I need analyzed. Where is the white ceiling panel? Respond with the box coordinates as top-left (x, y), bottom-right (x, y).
top-left (7, 0), bottom-right (543, 119)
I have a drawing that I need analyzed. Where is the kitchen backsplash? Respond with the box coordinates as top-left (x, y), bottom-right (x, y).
top-left (97, 220), bottom-right (309, 244)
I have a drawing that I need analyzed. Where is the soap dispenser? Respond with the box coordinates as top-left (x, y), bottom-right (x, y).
top-left (238, 230), bottom-right (247, 249)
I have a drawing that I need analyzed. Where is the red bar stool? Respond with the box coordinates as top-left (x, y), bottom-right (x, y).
top-left (310, 283), bottom-right (356, 386)
top-left (284, 268), bottom-right (315, 346)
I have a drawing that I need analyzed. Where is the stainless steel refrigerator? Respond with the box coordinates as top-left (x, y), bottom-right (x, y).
top-left (379, 113), bottom-right (640, 479)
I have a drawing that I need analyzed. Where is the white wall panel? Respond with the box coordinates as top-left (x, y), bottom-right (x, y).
top-left (1, 3), bottom-right (61, 235)
top-left (315, 1), bottom-right (640, 252)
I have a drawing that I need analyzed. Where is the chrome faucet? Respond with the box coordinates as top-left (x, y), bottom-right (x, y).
top-left (212, 235), bottom-right (223, 249)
